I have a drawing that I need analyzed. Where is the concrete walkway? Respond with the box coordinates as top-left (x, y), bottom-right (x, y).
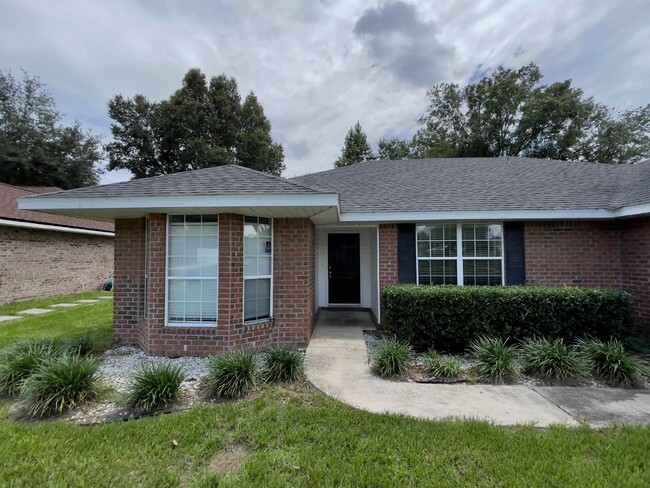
top-left (305, 311), bottom-right (650, 427)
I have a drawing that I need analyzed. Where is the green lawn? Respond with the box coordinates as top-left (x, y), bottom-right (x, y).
top-left (0, 291), bottom-right (113, 350)
top-left (1, 293), bottom-right (649, 487)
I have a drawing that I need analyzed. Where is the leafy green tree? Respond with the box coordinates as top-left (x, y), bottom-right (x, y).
top-left (414, 63), bottom-right (650, 164)
top-left (376, 137), bottom-right (413, 160)
top-left (0, 70), bottom-right (102, 188)
top-left (106, 68), bottom-right (285, 178)
top-left (335, 121), bottom-right (374, 167)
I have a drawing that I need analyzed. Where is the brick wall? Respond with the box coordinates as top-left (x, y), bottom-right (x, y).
top-left (524, 221), bottom-right (622, 288)
top-left (619, 217), bottom-right (650, 331)
top-left (274, 217), bottom-right (316, 347)
top-left (113, 218), bottom-right (145, 347)
top-left (379, 224), bottom-right (398, 291)
top-left (0, 226), bottom-right (113, 305)
top-left (114, 213), bottom-right (315, 356)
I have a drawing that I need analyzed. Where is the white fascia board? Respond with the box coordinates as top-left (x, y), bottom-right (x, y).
top-left (0, 218), bottom-right (114, 237)
top-left (612, 203), bottom-right (650, 218)
top-left (339, 209), bottom-right (616, 223)
top-left (18, 193), bottom-right (340, 211)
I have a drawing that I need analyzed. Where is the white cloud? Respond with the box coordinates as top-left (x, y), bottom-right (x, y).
top-left (0, 0), bottom-right (648, 184)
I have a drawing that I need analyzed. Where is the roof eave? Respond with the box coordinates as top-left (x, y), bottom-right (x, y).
top-left (338, 207), bottom-right (650, 223)
top-left (17, 193), bottom-right (341, 222)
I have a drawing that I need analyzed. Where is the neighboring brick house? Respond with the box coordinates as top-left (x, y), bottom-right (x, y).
top-left (0, 183), bottom-right (114, 305)
top-left (19, 158), bottom-right (650, 356)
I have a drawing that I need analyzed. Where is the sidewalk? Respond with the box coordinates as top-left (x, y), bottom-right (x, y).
top-left (305, 311), bottom-right (650, 428)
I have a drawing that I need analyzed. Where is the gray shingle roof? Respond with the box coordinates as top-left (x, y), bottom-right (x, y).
top-left (292, 157), bottom-right (650, 213)
top-left (30, 164), bottom-right (327, 199)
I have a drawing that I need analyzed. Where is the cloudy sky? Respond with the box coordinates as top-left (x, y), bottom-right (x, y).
top-left (1, 0), bottom-right (649, 184)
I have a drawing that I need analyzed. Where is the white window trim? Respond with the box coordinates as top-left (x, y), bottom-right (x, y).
top-left (415, 223), bottom-right (505, 286)
top-left (243, 217), bottom-right (274, 324)
top-left (165, 214), bottom-right (219, 328)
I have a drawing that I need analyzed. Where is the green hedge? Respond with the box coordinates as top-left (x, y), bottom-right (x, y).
top-left (381, 285), bottom-right (633, 352)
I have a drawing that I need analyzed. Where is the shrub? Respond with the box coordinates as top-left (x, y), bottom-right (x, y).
top-left (371, 337), bottom-right (413, 378)
top-left (60, 336), bottom-right (96, 357)
top-left (520, 337), bottom-right (588, 381)
top-left (382, 284), bottom-right (633, 351)
top-left (264, 347), bottom-right (304, 383)
top-left (577, 338), bottom-right (648, 387)
top-left (0, 339), bottom-right (63, 396)
top-left (422, 349), bottom-right (441, 372)
top-left (124, 363), bottom-right (186, 412)
top-left (20, 355), bottom-right (100, 417)
top-left (469, 337), bottom-right (521, 382)
top-left (205, 350), bottom-right (258, 399)
top-left (433, 359), bottom-right (463, 379)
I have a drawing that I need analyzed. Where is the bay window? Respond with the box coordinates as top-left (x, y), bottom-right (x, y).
top-left (417, 223), bottom-right (503, 286)
top-left (244, 216), bottom-right (273, 322)
top-left (167, 215), bottom-right (219, 326)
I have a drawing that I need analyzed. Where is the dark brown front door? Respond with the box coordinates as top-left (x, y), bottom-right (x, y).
top-left (328, 233), bottom-right (361, 304)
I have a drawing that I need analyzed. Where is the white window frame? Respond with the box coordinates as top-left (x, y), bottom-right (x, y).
top-left (165, 214), bottom-right (219, 327)
top-left (243, 216), bottom-right (274, 323)
top-left (415, 223), bottom-right (505, 286)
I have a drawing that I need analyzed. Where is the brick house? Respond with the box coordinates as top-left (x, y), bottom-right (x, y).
top-left (18, 158), bottom-right (650, 356)
top-left (1, 183), bottom-right (114, 305)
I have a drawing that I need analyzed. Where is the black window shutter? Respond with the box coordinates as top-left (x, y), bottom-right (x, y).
top-left (398, 223), bottom-right (416, 284)
top-left (504, 222), bottom-right (526, 285)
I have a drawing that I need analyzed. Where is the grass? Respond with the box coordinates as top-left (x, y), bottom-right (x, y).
top-left (0, 291), bottom-right (113, 351)
top-left (1, 383), bottom-right (650, 487)
top-left (0, 293), bottom-right (648, 485)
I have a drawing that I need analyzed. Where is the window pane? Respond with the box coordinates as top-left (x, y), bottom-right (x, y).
top-left (169, 236), bottom-right (184, 256)
top-left (418, 259), bottom-right (457, 285)
top-left (168, 256), bottom-right (185, 276)
top-left (168, 280), bottom-right (184, 302)
top-left (257, 223), bottom-right (271, 237)
top-left (244, 278), bottom-right (271, 321)
top-left (258, 256), bottom-right (271, 276)
top-left (185, 280), bottom-right (201, 301)
top-left (243, 217), bottom-right (273, 320)
top-left (185, 302), bottom-right (201, 321)
top-left (201, 280), bottom-right (218, 303)
top-left (169, 301), bottom-right (184, 322)
top-left (417, 241), bottom-right (430, 258)
top-left (463, 259), bottom-right (502, 286)
top-left (166, 215), bottom-right (218, 325)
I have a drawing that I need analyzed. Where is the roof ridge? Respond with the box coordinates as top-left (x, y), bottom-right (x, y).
top-left (231, 164), bottom-right (329, 193)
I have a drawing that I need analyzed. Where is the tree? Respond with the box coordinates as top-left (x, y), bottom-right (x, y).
top-left (106, 68), bottom-right (285, 178)
top-left (0, 70), bottom-right (102, 188)
top-left (335, 121), bottom-right (374, 167)
top-left (376, 137), bottom-right (413, 160)
top-left (429, 63), bottom-right (650, 163)
top-left (378, 63), bottom-right (650, 164)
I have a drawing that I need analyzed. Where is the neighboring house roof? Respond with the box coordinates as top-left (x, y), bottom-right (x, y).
top-left (16, 158), bottom-right (650, 224)
top-left (0, 183), bottom-right (114, 234)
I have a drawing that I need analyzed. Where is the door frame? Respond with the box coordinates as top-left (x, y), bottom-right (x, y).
top-left (327, 232), bottom-right (361, 306)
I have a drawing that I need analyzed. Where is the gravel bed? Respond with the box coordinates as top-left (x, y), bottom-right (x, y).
top-left (98, 345), bottom-right (211, 393)
top-left (65, 346), bottom-right (212, 424)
